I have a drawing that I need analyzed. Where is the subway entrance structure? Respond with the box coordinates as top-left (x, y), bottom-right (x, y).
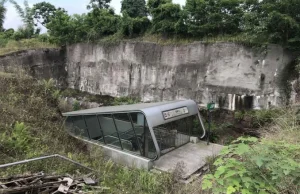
top-left (63, 100), bottom-right (221, 173)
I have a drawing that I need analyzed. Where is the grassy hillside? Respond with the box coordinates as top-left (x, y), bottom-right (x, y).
top-left (0, 38), bottom-right (57, 56)
top-left (0, 70), bottom-right (299, 193)
top-left (0, 71), bottom-right (178, 193)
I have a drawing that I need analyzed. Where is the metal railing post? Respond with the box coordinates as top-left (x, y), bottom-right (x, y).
top-left (111, 114), bottom-right (124, 150)
top-left (96, 115), bottom-right (106, 144)
top-left (82, 115), bottom-right (91, 139)
top-left (128, 113), bottom-right (143, 156)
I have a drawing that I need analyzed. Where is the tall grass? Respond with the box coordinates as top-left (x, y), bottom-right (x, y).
top-left (0, 38), bottom-right (57, 56)
top-left (263, 107), bottom-right (300, 144)
top-left (0, 71), bottom-right (175, 193)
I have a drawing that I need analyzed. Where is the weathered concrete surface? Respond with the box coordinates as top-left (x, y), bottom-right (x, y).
top-left (154, 141), bottom-right (223, 179)
top-left (0, 43), bottom-right (296, 109)
top-left (0, 48), bottom-right (67, 88)
top-left (66, 42), bottom-right (295, 109)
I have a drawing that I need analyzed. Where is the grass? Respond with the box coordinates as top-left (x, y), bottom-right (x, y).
top-left (202, 107), bottom-right (300, 193)
top-left (94, 32), bottom-right (267, 47)
top-left (262, 106), bottom-right (300, 144)
top-left (0, 71), bottom-right (178, 193)
top-left (0, 33), bottom-right (265, 57)
top-left (0, 38), bottom-right (57, 56)
top-left (1, 68), bottom-right (298, 193)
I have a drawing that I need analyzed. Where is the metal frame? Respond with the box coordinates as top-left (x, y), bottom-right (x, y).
top-left (63, 100), bottom-right (206, 160)
top-left (96, 115), bottom-right (106, 144)
top-left (0, 154), bottom-right (94, 171)
top-left (128, 113), bottom-right (143, 156)
top-left (111, 114), bottom-right (124, 150)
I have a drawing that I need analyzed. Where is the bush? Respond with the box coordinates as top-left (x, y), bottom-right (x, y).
top-left (234, 109), bottom-right (282, 128)
top-left (0, 122), bottom-right (34, 155)
top-left (72, 100), bottom-right (81, 111)
top-left (113, 96), bottom-right (140, 105)
top-left (202, 137), bottom-right (300, 193)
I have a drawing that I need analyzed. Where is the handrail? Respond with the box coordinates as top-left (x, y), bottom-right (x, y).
top-left (198, 112), bottom-right (206, 139)
top-left (0, 154), bottom-right (94, 171)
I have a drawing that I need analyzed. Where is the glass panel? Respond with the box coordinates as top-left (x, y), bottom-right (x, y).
top-left (68, 116), bottom-right (89, 138)
top-left (187, 115), bottom-right (202, 136)
top-left (97, 114), bottom-right (122, 149)
top-left (84, 115), bottom-right (104, 143)
top-left (153, 115), bottom-right (200, 155)
top-left (65, 117), bottom-right (74, 133)
top-left (113, 113), bottom-right (141, 154)
top-left (130, 113), bottom-right (157, 159)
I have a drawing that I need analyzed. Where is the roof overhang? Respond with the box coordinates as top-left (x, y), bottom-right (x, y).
top-left (62, 100), bottom-right (199, 128)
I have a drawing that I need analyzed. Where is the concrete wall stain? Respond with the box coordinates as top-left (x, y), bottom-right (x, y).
top-left (0, 42), bottom-right (296, 110)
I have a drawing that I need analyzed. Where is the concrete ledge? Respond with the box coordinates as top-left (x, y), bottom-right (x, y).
top-left (190, 136), bottom-right (200, 144)
top-left (68, 133), bottom-right (153, 170)
top-left (101, 145), bottom-right (153, 170)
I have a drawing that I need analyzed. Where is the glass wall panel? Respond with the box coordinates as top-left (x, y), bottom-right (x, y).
top-left (97, 114), bottom-right (122, 149)
top-left (129, 113), bottom-right (157, 159)
top-left (113, 113), bottom-right (142, 154)
top-left (153, 115), bottom-right (199, 155)
top-left (84, 115), bottom-right (105, 143)
top-left (65, 116), bottom-right (74, 133)
top-left (67, 116), bottom-right (89, 138)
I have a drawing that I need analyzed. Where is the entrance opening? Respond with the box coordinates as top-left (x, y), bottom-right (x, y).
top-left (153, 115), bottom-right (199, 155)
top-left (63, 100), bottom-right (206, 160)
top-left (244, 96), bottom-right (254, 109)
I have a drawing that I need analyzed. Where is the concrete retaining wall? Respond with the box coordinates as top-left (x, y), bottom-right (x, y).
top-left (66, 42), bottom-right (295, 109)
top-left (0, 42), bottom-right (297, 109)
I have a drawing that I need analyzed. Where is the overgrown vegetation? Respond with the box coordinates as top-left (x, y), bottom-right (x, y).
top-left (202, 108), bottom-right (300, 194)
top-left (0, 71), bottom-right (177, 193)
top-left (60, 88), bottom-right (141, 111)
top-left (1, 72), bottom-right (299, 193)
top-left (0, 38), bottom-right (55, 55)
top-left (0, 0), bottom-right (300, 53)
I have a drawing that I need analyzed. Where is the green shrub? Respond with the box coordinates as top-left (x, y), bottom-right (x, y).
top-left (202, 137), bottom-right (300, 194)
top-left (0, 122), bottom-right (34, 155)
top-left (72, 100), bottom-right (80, 111)
top-left (113, 96), bottom-right (140, 105)
top-left (234, 109), bottom-right (282, 128)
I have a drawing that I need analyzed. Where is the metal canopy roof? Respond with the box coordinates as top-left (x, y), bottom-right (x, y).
top-left (62, 100), bottom-right (199, 128)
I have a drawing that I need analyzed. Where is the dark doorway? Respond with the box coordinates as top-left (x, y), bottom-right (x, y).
top-left (243, 96), bottom-right (254, 110)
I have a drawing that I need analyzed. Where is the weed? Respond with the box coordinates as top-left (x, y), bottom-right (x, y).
top-left (112, 96), bottom-right (140, 105)
top-left (234, 109), bottom-right (282, 128)
top-left (202, 137), bottom-right (299, 193)
top-left (202, 107), bottom-right (300, 194)
top-left (0, 71), bottom-right (174, 193)
top-left (0, 38), bottom-right (56, 56)
top-left (72, 100), bottom-right (81, 111)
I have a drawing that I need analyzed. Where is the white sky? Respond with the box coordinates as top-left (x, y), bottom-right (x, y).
top-left (4, 0), bottom-right (186, 30)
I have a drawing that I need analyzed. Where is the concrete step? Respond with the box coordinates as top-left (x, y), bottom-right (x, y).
top-left (153, 141), bottom-right (223, 180)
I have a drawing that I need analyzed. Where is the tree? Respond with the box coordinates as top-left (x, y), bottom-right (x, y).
top-left (46, 10), bottom-right (73, 44)
top-left (121, 0), bottom-right (147, 18)
top-left (86, 9), bottom-right (120, 37)
top-left (31, 2), bottom-right (58, 27)
top-left (148, 0), bottom-right (183, 36)
top-left (10, 0), bottom-right (33, 27)
top-left (0, 4), bottom-right (6, 31)
top-left (184, 0), bottom-right (244, 37)
top-left (8, 0), bottom-right (40, 39)
top-left (239, 0), bottom-right (300, 46)
top-left (266, 11), bottom-right (299, 44)
top-left (147, 0), bottom-right (171, 15)
top-left (120, 13), bottom-right (150, 37)
top-left (87, 0), bottom-right (111, 10)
